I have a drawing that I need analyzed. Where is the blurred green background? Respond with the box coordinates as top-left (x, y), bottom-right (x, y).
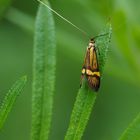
top-left (0, 0), bottom-right (140, 140)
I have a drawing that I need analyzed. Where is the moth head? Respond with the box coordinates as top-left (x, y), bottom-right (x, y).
top-left (88, 38), bottom-right (95, 48)
top-left (90, 38), bottom-right (95, 43)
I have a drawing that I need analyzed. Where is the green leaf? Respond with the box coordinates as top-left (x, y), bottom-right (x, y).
top-left (64, 23), bottom-right (112, 140)
top-left (95, 23), bottom-right (112, 73)
top-left (31, 2), bottom-right (56, 140)
top-left (119, 113), bottom-right (140, 140)
top-left (0, 76), bottom-right (27, 130)
top-left (0, 0), bottom-right (12, 19)
top-left (64, 79), bottom-right (97, 140)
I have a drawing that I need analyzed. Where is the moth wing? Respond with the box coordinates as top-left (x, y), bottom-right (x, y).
top-left (87, 75), bottom-right (100, 91)
top-left (82, 47), bottom-right (90, 69)
top-left (80, 48), bottom-right (90, 87)
top-left (90, 46), bottom-right (99, 71)
top-left (80, 74), bottom-right (84, 88)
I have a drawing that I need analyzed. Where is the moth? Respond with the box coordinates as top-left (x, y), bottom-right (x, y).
top-left (81, 38), bottom-right (100, 92)
top-left (37, 0), bottom-right (104, 92)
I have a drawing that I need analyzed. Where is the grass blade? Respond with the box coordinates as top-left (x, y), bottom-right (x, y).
top-left (0, 76), bottom-right (27, 130)
top-left (65, 23), bottom-right (112, 140)
top-left (119, 113), bottom-right (140, 140)
top-left (31, 2), bottom-right (56, 140)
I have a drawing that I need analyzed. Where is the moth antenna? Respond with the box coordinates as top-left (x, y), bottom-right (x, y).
top-left (37, 0), bottom-right (90, 37)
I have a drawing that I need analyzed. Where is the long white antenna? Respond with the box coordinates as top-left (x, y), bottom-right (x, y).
top-left (37, 0), bottom-right (89, 37)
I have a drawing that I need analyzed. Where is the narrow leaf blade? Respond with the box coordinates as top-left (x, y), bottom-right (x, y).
top-left (65, 78), bottom-right (96, 140)
top-left (119, 113), bottom-right (140, 140)
top-left (96, 23), bottom-right (112, 73)
top-left (65, 23), bottom-right (112, 140)
top-left (31, 2), bottom-right (56, 140)
top-left (0, 76), bottom-right (27, 129)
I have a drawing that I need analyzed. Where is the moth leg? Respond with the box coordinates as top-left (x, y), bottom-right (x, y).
top-left (80, 74), bottom-right (84, 88)
top-left (95, 46), bottom-right (100, 56)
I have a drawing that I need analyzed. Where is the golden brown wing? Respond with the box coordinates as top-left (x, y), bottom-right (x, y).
top-left (80, 38), bottom-right (100, 92)
top-left (80, 47), bottom-right (90, 87)
top-left (90, 46), bottom-right (99, 71)
top-left (87, 75), bottom-right (100, 91)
